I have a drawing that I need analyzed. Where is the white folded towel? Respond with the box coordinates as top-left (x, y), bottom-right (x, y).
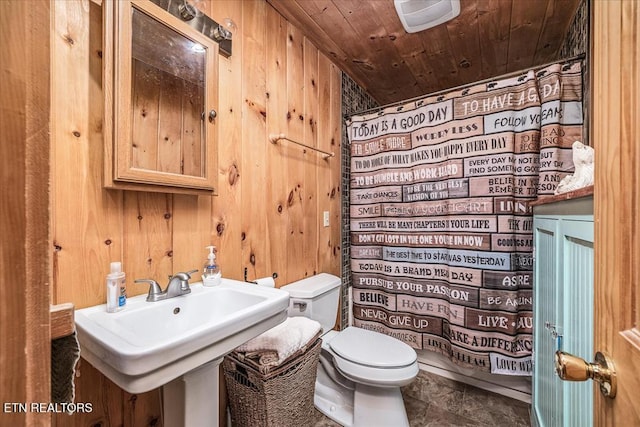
top-left (235, 316), bottom-right (321, 366)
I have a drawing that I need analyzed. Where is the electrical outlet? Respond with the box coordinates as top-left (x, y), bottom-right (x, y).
top-left (323, 211), bottom-right (330, 227)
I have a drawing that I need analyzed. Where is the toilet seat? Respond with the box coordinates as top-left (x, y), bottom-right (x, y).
top-left (323, 327), bottom-right (419, 387)
top-left (330, 327), bottom-right (416, 368)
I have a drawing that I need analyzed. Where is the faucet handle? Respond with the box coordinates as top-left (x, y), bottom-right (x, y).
top-left (170, 270), bottom-right (198, 294)
top-left (173, 269), bottom-right (198, 280)
top-left (135, 279), bottom-right (163, 302)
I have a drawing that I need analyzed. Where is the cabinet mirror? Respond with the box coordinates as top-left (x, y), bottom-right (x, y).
top-left (104, 0), bottom-right (218, 193)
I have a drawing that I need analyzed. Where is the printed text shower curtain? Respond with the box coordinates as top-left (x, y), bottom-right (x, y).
top-left (347, 61), bottom-right (583, 375)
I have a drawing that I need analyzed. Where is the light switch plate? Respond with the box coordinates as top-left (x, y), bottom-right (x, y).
top-left (323, 211), bottom-right (330, 227)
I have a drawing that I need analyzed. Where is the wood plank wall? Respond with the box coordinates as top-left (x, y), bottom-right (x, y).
top-left (1, 1), bottom-right (51, 426)
top-left (50, 1), bottom-right (342, 425)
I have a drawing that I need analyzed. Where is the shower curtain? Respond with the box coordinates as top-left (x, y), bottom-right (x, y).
top-left (347, 61), bottom-right (583, 375)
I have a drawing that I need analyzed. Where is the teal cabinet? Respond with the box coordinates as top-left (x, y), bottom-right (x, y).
top-left (532, 196), bottom-right (593, 427)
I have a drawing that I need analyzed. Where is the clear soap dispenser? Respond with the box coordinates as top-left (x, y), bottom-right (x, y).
top-left (202, 246), bottom-right (221, 286)
top-left (106, 261), bottom-right (126, 313)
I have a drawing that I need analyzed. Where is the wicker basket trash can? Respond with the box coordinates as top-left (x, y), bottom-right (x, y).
top-left (222, 337), bottom-right (322, 427)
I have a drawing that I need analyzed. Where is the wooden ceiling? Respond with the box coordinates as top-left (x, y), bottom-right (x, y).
top-left (267, 0), bottom-right (583, 105)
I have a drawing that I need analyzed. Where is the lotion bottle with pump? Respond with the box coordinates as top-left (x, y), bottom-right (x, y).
top-left (202, 246), bottom-right (221, 286)
top-left (106, 261), bottom-right (127, 313)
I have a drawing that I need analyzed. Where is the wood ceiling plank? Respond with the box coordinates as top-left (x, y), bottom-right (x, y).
top-left (534, 0), bottom-right (582, 64)
top-left (414, 24), bottom-right (460, 95)
top-left (506, 0), bottom-right (550, 72)
top-left (477, 0), bottom-right (512, 77)
top-left (269, 0), bottom-right (582, 105)
top-left (266, 0), bottom-right (380, 102)
top-left (367, 0), bottom-right (441, 101)
top-left (330, 0), bottom-right (422, 102)
top-left (298, 0), bottom-right (375, 70)
top-left (445, 0), bottom-right (483, 86)
top-left (298, 0), bottom-right (395, 92)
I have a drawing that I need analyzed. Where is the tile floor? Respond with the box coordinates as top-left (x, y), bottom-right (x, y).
top-left (312, 370), bottom-right (531, 427)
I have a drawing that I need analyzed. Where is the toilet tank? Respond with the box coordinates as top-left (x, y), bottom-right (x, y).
top-left (280, 273), bottom-right (341, 332)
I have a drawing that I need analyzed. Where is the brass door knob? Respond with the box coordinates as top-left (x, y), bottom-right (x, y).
top-left (554, 350), bottom-right (617, 398)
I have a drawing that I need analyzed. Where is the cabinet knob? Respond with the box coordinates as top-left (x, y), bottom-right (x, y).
top-left (208, 109), bottom-right (217, 123)
top-left (554, 350), bottom-right (617, 398)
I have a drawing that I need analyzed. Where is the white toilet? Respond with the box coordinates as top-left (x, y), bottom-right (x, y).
top-left (281, 273), bottom-right (419, 427)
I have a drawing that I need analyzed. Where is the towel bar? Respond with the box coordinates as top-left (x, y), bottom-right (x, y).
top-left (269, 133), bottom-right (334, 159)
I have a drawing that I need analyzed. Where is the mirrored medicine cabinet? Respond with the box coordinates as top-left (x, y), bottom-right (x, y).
top-left (103, 0), bottom-right (219, 194)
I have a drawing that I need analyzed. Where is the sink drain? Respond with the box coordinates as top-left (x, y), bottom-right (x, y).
top-left (173, 307), bottom-right (181, 315)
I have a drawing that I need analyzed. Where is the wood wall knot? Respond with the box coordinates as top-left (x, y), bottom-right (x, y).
top-left (104, 239), bottom-right (112, 246)
top-left (72, 130), bottom-right (81, 138)
top-left (164, 212), bottom-right (171, 219)
top-left (216, 222), bottom-right (225, 236)
top-left (287, 190), bottom-right (295, 206)
top-left (54, 243), bottom-right (62, 252)
top-left (241, 232), bottom-right (246, 241)
top-left (249, 253), bottom-right (256, 266)
top-left (330, 187), bottom-right (336, 198)
top-left (166, 250), bottom-right (173, 257)
top-left (352, 59), bottom-right (374, 71)
top-left (62, 34), bottom-right (74, 45)
top-left (277, 204), bottom-right (283, 213)
top-left (228, 163), bottom-right (239, 186)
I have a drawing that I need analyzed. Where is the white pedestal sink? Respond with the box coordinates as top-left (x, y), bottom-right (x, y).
top-left (75, 279), bottom-right (290, 427)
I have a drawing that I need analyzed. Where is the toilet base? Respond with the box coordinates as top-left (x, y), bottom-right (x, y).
top-left (314, 359), bottom-right (410, 427)
top-left (314, 357), bottom-right (355, 426)
top-left (353, 384), bottom-right (409, 427)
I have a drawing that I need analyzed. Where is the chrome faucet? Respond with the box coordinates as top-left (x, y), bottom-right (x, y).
top-left (135, 269), bottom-right (198, 302)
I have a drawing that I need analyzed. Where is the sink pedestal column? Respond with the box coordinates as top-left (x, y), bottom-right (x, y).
top-left (163, 358), bottom-right (222, 427)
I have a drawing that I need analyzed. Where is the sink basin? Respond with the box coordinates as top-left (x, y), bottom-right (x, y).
top-left (75, 278), bottom-right (290, 394)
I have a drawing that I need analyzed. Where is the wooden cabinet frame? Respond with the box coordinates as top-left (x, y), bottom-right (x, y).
top-left (103, 0), bottom-right (218, 194)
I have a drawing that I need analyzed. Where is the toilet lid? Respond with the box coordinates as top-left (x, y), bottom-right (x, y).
top-left (329, 327), bottom-right (417, 368)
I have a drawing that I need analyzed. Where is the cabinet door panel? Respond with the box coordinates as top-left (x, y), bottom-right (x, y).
top-left (533, 217), bottom-right (562, 427)
top-left (560, 220), bottom-right (594, 427)
top-left (532, 208), bottom-right (593, 427)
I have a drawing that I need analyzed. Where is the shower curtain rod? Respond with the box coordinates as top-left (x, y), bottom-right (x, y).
top-left (345, 53), bottom-right (586, 119)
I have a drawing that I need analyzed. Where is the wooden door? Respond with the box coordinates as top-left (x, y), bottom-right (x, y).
top-left (0, 1), bottom-right (51, 426)
top-left (592, 1), bottom-right (640, 425)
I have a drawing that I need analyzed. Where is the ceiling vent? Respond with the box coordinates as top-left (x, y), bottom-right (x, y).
top-left (394, 0), bottom-right (460, 33)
